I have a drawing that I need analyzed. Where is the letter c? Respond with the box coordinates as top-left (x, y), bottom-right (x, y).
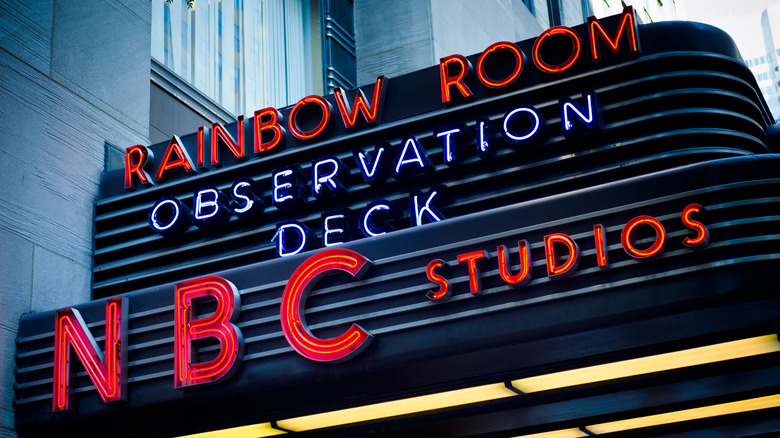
top-left (280, 248), bottom-right (373, 362)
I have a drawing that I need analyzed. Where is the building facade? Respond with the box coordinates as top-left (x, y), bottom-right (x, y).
top-left (5, 2), bottom-right (780, 438)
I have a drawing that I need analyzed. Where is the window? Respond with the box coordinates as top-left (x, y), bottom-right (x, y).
top-left (523, 0), bottom-right (534, 15)
top-left (151, 0), bottom-right (314, 117)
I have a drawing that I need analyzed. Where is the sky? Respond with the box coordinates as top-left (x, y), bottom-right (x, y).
top-left (681, 0), bottom-right (780, 58)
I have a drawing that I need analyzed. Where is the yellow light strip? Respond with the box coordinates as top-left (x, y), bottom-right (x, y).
top-left (173, 422), bottom-right (286, 438)
top-left (512, 335), bottom-right (780, 393)
top-left (511, 428), bottom-right (588, 438)
top-left (588, 393), bottom-right (780, 434)
top-left (276, 383), bottom-right (517, 431)
top-left (173, 335), bottom-right (780, 436)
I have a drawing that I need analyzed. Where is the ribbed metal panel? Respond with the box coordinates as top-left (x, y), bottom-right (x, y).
top-left (91, 43), bottom-right (772, 299)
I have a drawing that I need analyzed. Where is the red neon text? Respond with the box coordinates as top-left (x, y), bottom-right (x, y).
top-left (288, 95), bottom-right (333, 140)
top-left (497, 241), bottom-right (532, 286)
top-left (280, 248), bottom-right (374, 362)
top-left (532, 26), bottom-right (582, 73)
top-left (594, 224), bottom-right (609, 267)
top-left (457, 250), bottom-right (489, 295)
top-left (588, 6), bottom-right (640, 62)
top-left (174, 276), bottom-right (243, 388)
top-left (254, 107), bottom-right (286, 153)
top-left (53, 297), bottom-right (127, 411)
top-left (477, 42), bottom-right (525, 88)
top-left (682, 203), bottom-right (710, 247)
top-left (334, 76), bottom-right (387, 128)
top-left (621, 215), bottom-right (667, 259)
top-left (211, 118), bottom-right (246, 166)
top-left (426, 259), bottom-right (452, 301)
top-left (544, 233), bottom-right (581, 277)
top-left (154, 135), bottom-right (197, 182)
top-left (124, 145), bottom-right (154, 189)
top-left (440, 54), bottom-right (474, 103)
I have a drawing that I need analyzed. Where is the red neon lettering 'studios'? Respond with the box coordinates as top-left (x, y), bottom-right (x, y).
top-left (440, 54), bottom-right (474, 103)
top-left (544, 233), bottom-right (581, 278)
top-left (477, 41), bottom-right (525, 88)
top-left (621, 215), bottom-right (667, 259)
top-left (426, 259), bottom-right (452, 301)
top-left (497, 241), bottom-right (532, 286)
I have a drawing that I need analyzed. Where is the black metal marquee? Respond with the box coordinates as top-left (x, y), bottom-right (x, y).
top-left (14, 11), bottom-right (780, 438)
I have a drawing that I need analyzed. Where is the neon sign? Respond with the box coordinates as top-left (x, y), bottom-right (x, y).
top-left (55, 5), bottom-right (665, 411)
top-left (174, 276), bottom-right (243, 388)
top-left (53, 297), bottom-right (127, 411)
top-left (280, 248), bottom-right (374, 362)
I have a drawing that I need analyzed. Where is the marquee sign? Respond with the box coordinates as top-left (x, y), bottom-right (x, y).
top-left (15, 8), bottom-right (780, 438)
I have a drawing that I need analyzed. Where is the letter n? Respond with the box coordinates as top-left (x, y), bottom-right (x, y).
top-left (174, 276), bottom-right (243, 388)
top-left (53, 297), bottom-right (127, 411)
